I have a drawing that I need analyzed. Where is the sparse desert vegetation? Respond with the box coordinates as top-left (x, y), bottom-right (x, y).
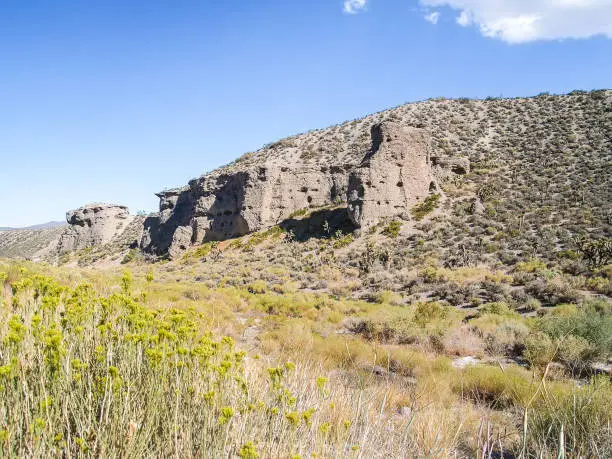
top-left (1, 256), bottom-right (610, 457)
top-left (1, 91), bottom-right (610, 457)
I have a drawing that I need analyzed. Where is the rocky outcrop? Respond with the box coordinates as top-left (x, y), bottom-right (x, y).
top-left (347, 122), bottom-right (437, 229)
top-left (57, 204), bottom-right (133, 254)
top-left (142, 117), bottom-right (474, 258)
top-left (142, 164), bottom-right (352, 257)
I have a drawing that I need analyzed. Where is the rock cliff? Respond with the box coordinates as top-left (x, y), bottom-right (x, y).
top-left (141, 119), bottom-right (448, 258)
top-left (142, 165), bottom-right (354, 258)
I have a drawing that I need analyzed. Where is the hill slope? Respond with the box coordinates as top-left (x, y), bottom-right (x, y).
top-left (1, 90), bottom-right (610, 458)
top-left (143, 90), bottom-right (610, 263)
top-left (0, 225), bottom-right (66, 260)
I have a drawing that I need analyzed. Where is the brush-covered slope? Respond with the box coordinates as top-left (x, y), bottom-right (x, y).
top-left (143, 90), bottom-right (610, 261)
top-left (0, 225), bottom-right (66, 260)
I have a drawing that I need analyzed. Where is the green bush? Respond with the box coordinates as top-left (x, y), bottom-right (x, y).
top-left (515, 258), bottom-right (547, 274)
top-left (411, 194), bottom-right (441, 221)
top-left (538, 299), bottom-right (611, 359)
top-left (524, 298), bottom-right (541, 312)
top-left (332, 232), bottom-right (354, 249)
top-left (556, 335), bottom-right (598, 375)
top-left (247, 280), bottom-right (268, 294)
top-left (413, 301), bottom-right (447, 327)
top-left (523, 332), bottom-right (556, 369)
top-left (121, 249), bottom-right (139, 264)
top-left (479, 301), bottom-right (514, 316)
top-left (381, 220), bottom-right (402, 238)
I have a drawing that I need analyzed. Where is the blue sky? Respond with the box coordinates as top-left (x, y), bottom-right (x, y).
top-left (1, 0), bottom-right (610, 227)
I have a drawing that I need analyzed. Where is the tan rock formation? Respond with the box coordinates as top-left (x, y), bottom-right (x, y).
top-left (143, 165), bottom-right (350, 257)
top-left (347, 122), bottom-right (437, 229)
top-left (57, 204), bottom-right (133, 253)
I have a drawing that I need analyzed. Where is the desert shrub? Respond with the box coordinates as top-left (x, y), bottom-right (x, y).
top-left (556, 335), bottom-right (598, 376)
top-left (332, 232), bottom-right (354, 249)
top-left (480, 280), bottom-right (509, 302)
top-left (537, 299), bottom-right (611, 360)
top-left (366, 290), bottom-right (397, 305)
top-left (350, 301), bottom-right (454, 345)
top-left (349, 316), bottom-right (417, 344)
top-left (419, 266), bottom-right (446, 283)
top-left (433, 282), bottom-right (477, 306)
top-left (381, 220), bottom-right (402, 238)
top-left (515, 258), bottom-right (547, 274)
top-left (188, 241), bottom-right (220, 260)
top-left (479, 301), bottom-right (514, 316)
top-left (121, 249), bottom-right (139, 264)
top-left (254, 293), bottom-right (316, 317)
top-left (413, 301), bottom-right (448, 327)
top-left (411, 194), bottom-right (441, 221)
top-left (455, 365), bottom-right (535, 408)
top-left (443, 326), bottom-right (485, 357)
top-left (586, 275), bottom-right (612, 295)
top-left (247, 280), bottom-right (268, 294)
top-left (525, 277), bottom-right (581, 305)
top-left (483, 321), bottom-right (529, 357)
top-left (523, 332), bottom-right (556, 369)
top-left (523, 297), bottom-right (541, 312)
top-left (243, 226), bottom-right (285, 250)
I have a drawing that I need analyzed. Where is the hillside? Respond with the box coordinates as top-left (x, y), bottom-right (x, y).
top-left (0, 225), bottom-right (66, 260)
top-left (3, 90), bottom-right (610, 285)
top-left (1, 90), bottom-right (611, 457)
top-left (0, 221), bottom-right (64, 231)
top-left (139, 90), bottom-right (610, 261)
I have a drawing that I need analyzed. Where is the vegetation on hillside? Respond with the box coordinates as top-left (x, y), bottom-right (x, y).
top-left (0, 91), bottom-right (610, 456)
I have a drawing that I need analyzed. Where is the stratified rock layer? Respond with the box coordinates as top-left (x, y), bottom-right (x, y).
top-left (347, 122), bottom-right (437, 229)
top-left (57, 204), bottom-right (133, 254)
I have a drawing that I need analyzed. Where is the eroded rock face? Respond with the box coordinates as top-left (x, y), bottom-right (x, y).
top-left (141, 121), bottom-right (468, 258)
top-left (347, 122), bottom-right (437, 229)
top-left (142, 165), bottom-right (351, 257)
top-left (57, 204), bottom-right (132, 253)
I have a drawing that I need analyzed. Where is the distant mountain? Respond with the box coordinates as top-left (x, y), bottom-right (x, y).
top-left (0, 221), bottom-right (65, 231)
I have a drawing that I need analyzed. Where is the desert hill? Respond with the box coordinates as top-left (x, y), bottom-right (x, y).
top-left (0, 89), bottom-right (611, 458)
top-left (2, 90), bottom-right (609, 272)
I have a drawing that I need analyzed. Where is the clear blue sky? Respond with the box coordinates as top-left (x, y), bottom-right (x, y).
top-left (1, 0), bottom-right (610, 227)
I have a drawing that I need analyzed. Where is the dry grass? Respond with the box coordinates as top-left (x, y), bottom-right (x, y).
top-left (1, 260), bottom-right (610, 457)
